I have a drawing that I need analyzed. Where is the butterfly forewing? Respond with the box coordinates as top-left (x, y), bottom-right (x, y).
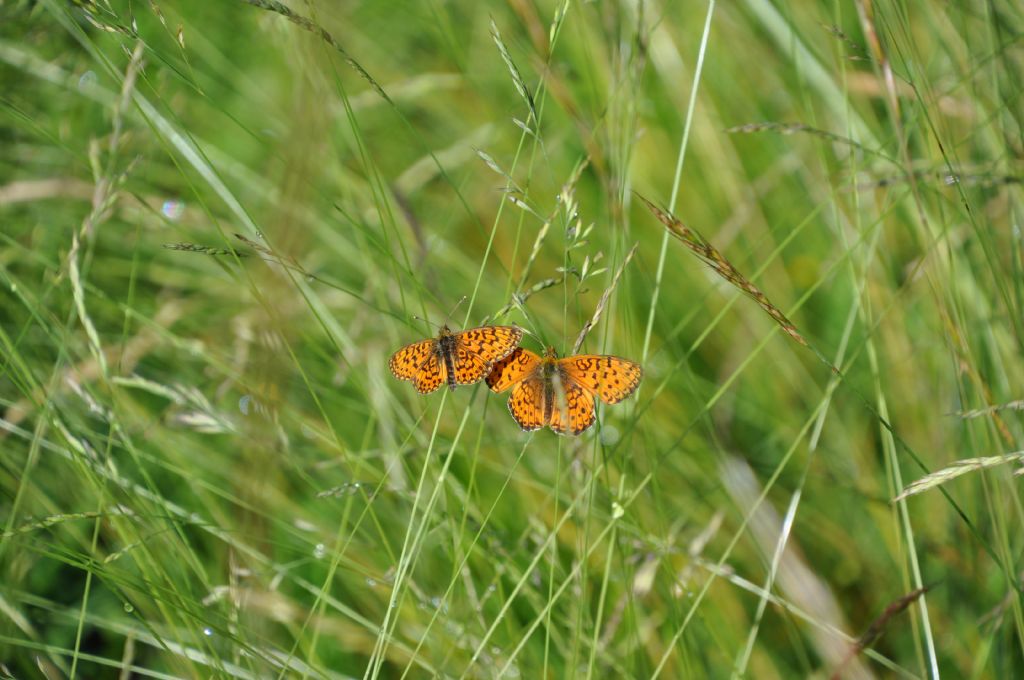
top-left (486, 347), bottom-right (542, 393)
top-left (389, 339), bottom-right (436, 381)
top-left (560, 355), bottom-right (642, 404)
top-left (456, 326), bottom-right (523, 363)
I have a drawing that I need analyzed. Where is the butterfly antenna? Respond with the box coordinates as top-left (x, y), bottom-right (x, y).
top-left (412, 296), bottom-right (466, 332)
top-left (412, 314), bottom-right (442, 332)
top-left (441, 295), bottom-right (467, 328)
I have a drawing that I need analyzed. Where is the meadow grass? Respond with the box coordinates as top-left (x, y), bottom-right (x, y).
top-left (1, 0), bottom-right (1023, 677)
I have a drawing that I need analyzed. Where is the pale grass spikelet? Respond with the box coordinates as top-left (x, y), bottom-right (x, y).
top-left (489, 276), bottom-right (560, 323)
top-left (573, 243), bottom-right (639, 353)
top-left (894, 452), bottom-right (1024, 502)
top-left (490, 18), bottom-right (537, 121)
top-left (69, 232), bottom-right (108, 377)
top-left (954, 400), bottom-right (1024, 419)
top-left (475, 148), bottom-right (521, 192)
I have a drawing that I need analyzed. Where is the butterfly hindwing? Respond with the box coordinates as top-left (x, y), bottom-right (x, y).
top-left (507, 378), bottom-right (546, 431)
top-left (414, 353), bottom-right (447, 394)
top-left (548, 377), bottom-right (596, 435)
top-left (560, 355), bottom-right (642, 404)
top-left (451, 345), bottom-right (491, 385)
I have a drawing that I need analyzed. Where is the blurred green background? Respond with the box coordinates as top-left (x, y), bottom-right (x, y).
top-left (2, 0), bottom-right (1023, 677)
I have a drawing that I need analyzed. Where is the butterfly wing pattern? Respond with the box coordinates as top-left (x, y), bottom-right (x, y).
top-left (507, 376), bottom-right (547, 431)
top-left (486, 347), bottom-right (543, 392)
top-left (451, 326), bottom-right (523, 386)
top-left (390, 325), bottom-right (522, 394)
top-left (487, 347), bottom-right (640, 436)
top-left (412, 353), bottom-right (447, 394)
top-left (393, 325), bottom-right (641, 435)
top-left (547, 378), bottom-right (596, 435)
top-left (487, 348), bottom-right (544, 430)
top-left (388, 339), bottom-right (436, 382)
top-left (560, 355), bottom-right (642, 404)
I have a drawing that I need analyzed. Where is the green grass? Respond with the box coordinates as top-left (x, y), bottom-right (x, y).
top-left (2, 0), bottom-right (1023, 677)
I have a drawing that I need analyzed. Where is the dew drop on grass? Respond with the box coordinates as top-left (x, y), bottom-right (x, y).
top-left (123, 602), bottom-right (134, 613)
top-left (78, 71), bottom-right (97, 91)
top-left (313, 543), bottom-right (326, 559)
top-left (366, 578), bottom-right (377, 587)
top-left (161, 200), bottom-right (185, 221)
top-left (600, 425), bottom-right (619, 446)
top-left (238, 395), bottom-right (251, 415)
top-left (318, 482), bottom-right (368, 498)
top-left (203, 627), bottom-right (213, 637)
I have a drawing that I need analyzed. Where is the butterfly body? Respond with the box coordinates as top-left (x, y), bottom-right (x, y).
top-left (539, 356), bottom-right (559, 424)
top-left (390, 324), bottom-right (523, 394)
top-left (435, 326), bottom-right (460, 391)
top-left (487, 347), bottom-right (642, 435)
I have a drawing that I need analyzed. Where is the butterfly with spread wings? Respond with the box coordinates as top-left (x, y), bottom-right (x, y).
top-left (486, 347), bottom-right (642, 435)
top-left (389, 325), bottom-right (523, 394)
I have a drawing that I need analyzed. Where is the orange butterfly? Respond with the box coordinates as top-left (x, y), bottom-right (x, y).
top-left (390, 325), bottom-right (523, 394)
top-left (486, 347), bottom-right (642, 435)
